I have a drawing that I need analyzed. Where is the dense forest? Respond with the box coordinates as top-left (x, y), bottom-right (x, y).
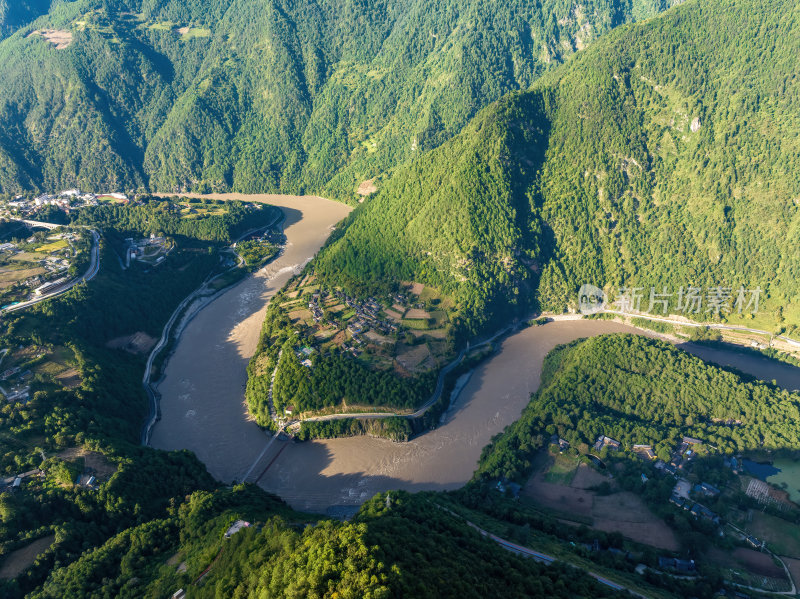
top-left (0, 1), bottom-right (50, 40)
top-left (70, 196), bottom-right (279, 242)
top-left (23, 486), bottom-right (630, 599)
top-left (477, 334), bottom-right (800, 482)
top-left (0, 0), bottom-right (673, 196)
top-left (317, 0), bottom-right (800, 337)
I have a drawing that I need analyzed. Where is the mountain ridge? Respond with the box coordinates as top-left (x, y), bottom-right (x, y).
top-left (0, 0), bottom-right (674, 196)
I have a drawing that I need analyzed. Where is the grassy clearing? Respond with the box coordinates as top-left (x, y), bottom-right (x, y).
top-left (749, 512), bottom-right (800, 558)
top-left (36, 239), bottom-right (68, 253)
top-left (401, 318), bottom-right (432, 330)
top-left (147, 21), bottom-right (174, 31)
top-left (543, 453), bottom-right (579, 485)
top-left (180, 27), bottom-right (211, 40)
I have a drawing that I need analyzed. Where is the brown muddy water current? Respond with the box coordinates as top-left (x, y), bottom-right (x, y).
top-left (150, 195), bottom-right (800, 513)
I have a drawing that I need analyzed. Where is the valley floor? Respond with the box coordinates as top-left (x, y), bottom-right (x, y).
top-left (151, 208), bottom-right (800, 512)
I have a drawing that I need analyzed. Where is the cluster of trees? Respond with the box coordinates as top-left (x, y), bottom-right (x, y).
top-left (71, 197), bottom-right (277, 242)
top-left (235, 238), bottom-right (279, 268)
top-left (477, 334), bottom-right (800, 482)
top-left (297, 417), bottom-right (412, 442)
top-left (246, 290), bottom-right (434, 424)
top-left (23, 486), bottom-right (625, 599)
top-left (271, 343), bottom-right (434, 415)
top-left (0, 0), bottom-right (50, 41)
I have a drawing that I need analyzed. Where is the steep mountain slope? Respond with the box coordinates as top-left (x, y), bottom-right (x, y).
top-left (0, 0), bottom-right (51, 40)
top-left (319, 0), bottom-right (800, 334)
top-left (0, 0), bottom-right (673, 195)
top-left (25, 486), bottom-right (626, 599)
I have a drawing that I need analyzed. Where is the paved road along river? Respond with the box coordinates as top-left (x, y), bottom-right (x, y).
top-left (151, 195), bottom-right (800, 514)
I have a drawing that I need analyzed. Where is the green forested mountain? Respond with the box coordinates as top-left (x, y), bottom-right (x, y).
top-left (477, 334), bottom-right (800, 482)
top-left (0, 1), bottom-right (51, 40)
top-left (318, 0), bottom-right (800, 335)
top-left (0, 0), bottom-right (672, 196)
top-left (26, 486), bottom-right (626, 599)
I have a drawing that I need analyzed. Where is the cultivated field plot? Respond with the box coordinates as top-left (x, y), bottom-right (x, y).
top-left (524, 452), bottom-right (679, 550)
top-left (748, 512), bottom-right (800, 558)
top-left (0, 535), bottom-right (55, 579)
top-left (0, 265), bottom-right (45, 289)
top-left (395, 344), bottom-right (432, 372)
top-left (592, 493), bottom-right (679, 550)
top-left (276, 275), bottom-right (453, 382)
top-left (782, 557), bottom-right (800, 589)
top-left (36, 239), bottom-right (68, 253)
top-left (706, 543), bottom-right (792, 591)
top-left (523, 477), bottom-right (594, 519)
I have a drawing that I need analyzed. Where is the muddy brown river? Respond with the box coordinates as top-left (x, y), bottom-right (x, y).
top-left (149, 194), bottom-right (352, 480)
top-left (151, 195), bottom-right (800, 514)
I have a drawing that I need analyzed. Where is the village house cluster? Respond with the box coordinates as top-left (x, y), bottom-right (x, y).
top-left (3, 189), bottom-right (130, 219)
top-left (577, 433), bottom-right (766, 545)
top-left (0, 229), bottom-right (85, 309)
top-left (305, 288), bottom-right (401, 357)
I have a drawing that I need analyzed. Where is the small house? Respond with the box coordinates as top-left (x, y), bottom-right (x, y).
top-left (746, 536), bottom-right (764, 550)
top-left (594, 435), bottom-right (621, 452)
top-left (697, 482), bottom-right (721, 498)
top-left (224, 520), bottom-right (251, 539)
top-left (658, 557), bottom-right (696, 573)
top-left (633, 444), bottom-right (656, 460)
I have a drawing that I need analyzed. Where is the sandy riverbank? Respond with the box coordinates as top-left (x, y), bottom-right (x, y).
top-left (149, 194), bottom-right (352, 480)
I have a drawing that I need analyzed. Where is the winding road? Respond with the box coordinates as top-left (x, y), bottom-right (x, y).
top-left (433, 502), bottom-right (648, 598)
top-left (1, 226), bottom-right (100, 315)
top-left (297, 309), bottom-right (800, 426)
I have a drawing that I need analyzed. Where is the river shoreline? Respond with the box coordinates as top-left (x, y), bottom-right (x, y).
top-left (148, 194), bottom-right (352, 483)
top-left (140, 207), bottom-right (285, 445)
top-left (148, 196), bottom-right (800, 514)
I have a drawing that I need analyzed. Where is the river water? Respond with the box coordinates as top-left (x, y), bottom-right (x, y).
top-left (149, 194), bottom-right (352, 480)
top-left (151, 196), bottom-right (800, 514)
